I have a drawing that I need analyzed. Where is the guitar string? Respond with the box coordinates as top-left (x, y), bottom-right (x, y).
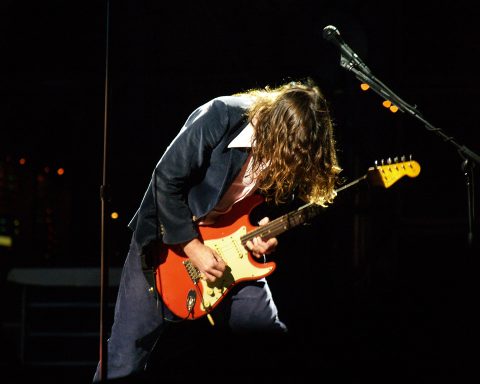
top-left (197, 165), bottom-right (414, 272)
top-left (229, 172), bottom-right (375, 246)
top-left (241, 204), bottom-right (318, 244)
top-left (177, 163), bottom-right (415, 315)
top-left (239, 172), bottom-right (370, 243)
top-left (204, 215), bottom-right (304, 258)
top-left (195, 164), bottom-right (412, 267)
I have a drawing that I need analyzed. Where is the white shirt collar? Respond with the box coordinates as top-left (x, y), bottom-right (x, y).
top-left (228, 123), bottom-right (254, 148)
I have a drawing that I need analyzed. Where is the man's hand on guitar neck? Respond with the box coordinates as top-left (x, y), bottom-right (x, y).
top-left (245, 216), bottom-right (278, 259)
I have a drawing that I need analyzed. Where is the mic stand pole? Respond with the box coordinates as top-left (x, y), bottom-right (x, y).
top-left (340, 54), bottom-right (479, 248)
top-left (99, 0), bottom-right (111, 380)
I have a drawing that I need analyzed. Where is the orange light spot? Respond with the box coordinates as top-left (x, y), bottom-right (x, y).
top-left (382, 100), bottom-right (392, 108)
top-left (19, 158), bottom-right (26, 165)
top-left (389, 105), bottom-right (399, 113)
top-left (57, 168), bottom-right (65, 176)
top-left (111, 212), bottom-right (119, 220)
top-left (360, 83), bottom-right (369, 91)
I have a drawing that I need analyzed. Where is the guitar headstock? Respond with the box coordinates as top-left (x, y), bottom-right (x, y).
top-left (367, 156), bottom-right (421, 188)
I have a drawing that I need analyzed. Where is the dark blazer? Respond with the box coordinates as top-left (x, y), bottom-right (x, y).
top-left (128, 95), bottom-right (252, 249)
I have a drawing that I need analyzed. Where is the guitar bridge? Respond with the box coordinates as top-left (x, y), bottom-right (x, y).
top-left (183, 260), bottom-right (201, 283)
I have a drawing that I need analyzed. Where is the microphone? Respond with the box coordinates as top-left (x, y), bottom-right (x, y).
top-left (322, 25), bottom-right (371, 74)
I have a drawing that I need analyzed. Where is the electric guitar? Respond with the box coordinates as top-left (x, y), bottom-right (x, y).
top-left (154, 158), bottom-right (421, 323)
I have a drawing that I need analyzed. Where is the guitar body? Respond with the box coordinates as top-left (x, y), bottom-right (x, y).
top-left (154, 193), bottom-right (276, 320)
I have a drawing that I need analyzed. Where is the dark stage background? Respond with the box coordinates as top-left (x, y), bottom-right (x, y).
top-left (1, 0), bottom-right (478, 382)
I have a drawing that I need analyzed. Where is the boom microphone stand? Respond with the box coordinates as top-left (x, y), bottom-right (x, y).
top-left (323, 25), bottom-right (479, 248)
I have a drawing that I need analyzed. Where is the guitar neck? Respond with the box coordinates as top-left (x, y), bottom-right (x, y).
top-left (240, 158), bottom-right (420, 247)
top-left (240, 202), bottom-right (321, 245)
top-left (240, 173), bottom-right (368, 246)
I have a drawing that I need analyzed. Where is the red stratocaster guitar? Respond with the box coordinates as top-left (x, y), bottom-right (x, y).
top-left (154, 158), bottom-right (421, 323)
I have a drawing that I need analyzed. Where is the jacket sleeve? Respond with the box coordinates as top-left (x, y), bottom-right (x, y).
top-left (152, 98), bottom-right (230, 244)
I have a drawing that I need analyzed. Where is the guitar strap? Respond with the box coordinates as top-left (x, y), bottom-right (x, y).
top-left (141, 243), bottom-right (158, 301)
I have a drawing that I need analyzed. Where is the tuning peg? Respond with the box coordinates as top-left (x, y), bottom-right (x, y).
top-left (393, 156), bottom-right (400, 170)
top-left (401, 155), bottom-right (406, 162)
top-left (387, 157), bottom-right (392, 165)
top-left (381, 159), bottom-right (385, 166)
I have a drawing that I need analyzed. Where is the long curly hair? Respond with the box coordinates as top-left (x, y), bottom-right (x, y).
top-left (240, 79), bottom-right (341, 206)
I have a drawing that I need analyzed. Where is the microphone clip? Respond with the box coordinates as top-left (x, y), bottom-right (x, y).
top-left (339, 48), bottom-right (371, 75)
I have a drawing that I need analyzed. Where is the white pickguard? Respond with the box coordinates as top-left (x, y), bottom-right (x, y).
top-left (199, 226), bottom-right (274, 310)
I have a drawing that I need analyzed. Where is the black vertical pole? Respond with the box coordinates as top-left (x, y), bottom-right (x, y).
top-left (99, 0), bottom-right (111, 381)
